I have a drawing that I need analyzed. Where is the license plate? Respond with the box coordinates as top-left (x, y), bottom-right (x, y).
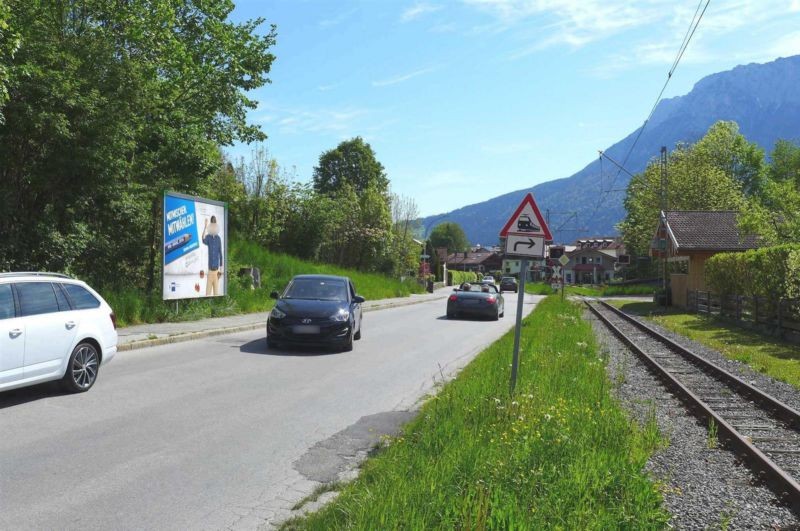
top-left (293, 325), bottom-right (320, 334)
top-left (462, 299), bottom-right (480, 305)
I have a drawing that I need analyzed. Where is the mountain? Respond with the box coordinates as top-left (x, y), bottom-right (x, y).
top-left (422, 55), bottom-right (800, 245)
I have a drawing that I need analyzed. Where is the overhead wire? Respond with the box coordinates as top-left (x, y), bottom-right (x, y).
top-left (588, 0), bottom-right (711, 222)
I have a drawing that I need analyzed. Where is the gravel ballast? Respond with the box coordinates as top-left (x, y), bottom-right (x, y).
top-left (587, 309), bottom-right (799, 530)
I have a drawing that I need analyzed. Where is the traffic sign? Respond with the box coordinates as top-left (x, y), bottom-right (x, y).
top-left (504, 233), bottom-right (545, 258)
top-left (558, 254), bottom-right (569, 266)
top-left (499, 193), bottom-right (552, 241)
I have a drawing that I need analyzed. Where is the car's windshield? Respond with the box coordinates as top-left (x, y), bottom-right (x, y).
top-left (284, 278), bottom-right (348, 301)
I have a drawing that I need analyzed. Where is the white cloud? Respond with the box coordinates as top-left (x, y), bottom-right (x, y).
top-left (258, 105), bottom-right (370, 137)
top-left (372, 66), bottom-right (437, 87)
top-left (768, 30), bottom-right (800, 58)
top-left (317, 83), bottom-right (340, 92)
top-left (319, 8), bottom-right (357, 28)
top-left (465, 0), bottom-right (666, 56)
top-left (402, 3), bottom-right (443, 22)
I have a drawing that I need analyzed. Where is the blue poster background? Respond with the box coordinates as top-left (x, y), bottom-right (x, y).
top-left (163, 194), bottom-right (199, 265)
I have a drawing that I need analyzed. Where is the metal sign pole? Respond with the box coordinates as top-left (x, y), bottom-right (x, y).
top-left (510, 258), bottom-right (528, 395)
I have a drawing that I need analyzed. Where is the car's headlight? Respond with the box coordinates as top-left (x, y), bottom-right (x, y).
top-left (330, 309), bottom-right (350, 322)
top-left (271, 307), bottom-right (287, 319)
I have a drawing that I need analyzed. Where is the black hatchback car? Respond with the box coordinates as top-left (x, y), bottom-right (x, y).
top-left (267, 275), bottom-right (364, 351)
top-left (499, 276), bottom-right (518, 293)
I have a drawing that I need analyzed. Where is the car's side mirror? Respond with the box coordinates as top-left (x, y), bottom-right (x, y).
top-left (270, 291), bottom-right (280, 299)
top-left (353, 295), bottom-right (366, 304)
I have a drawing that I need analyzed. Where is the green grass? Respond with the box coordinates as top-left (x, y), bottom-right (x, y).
top-left (285, 297), bottom-right (668, 530)
top-left (525, 282), bottom-right (655, 298)
top-left (102, 240), bottom-right (425, 327)
top-left (610, 301), bottom-right (800, 390)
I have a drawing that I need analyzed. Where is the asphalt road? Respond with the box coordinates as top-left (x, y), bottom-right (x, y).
top-left (0, 291), bottom-right (541, 530)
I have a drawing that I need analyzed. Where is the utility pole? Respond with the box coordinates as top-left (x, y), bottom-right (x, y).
top-left (660, 146), bottom-right (668, 307)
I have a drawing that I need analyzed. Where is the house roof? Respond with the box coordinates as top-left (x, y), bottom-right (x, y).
top-left (446, 251), bottom-right (501, 266)
top-left (661, 211), bottom-right (759, 252)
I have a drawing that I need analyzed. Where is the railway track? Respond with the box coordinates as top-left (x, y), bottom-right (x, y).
top-left (585, 298), bottom-right (800, 516)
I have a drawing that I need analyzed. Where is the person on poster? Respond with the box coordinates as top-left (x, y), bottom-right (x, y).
top-left (202, 215), bottom-right (223, 296)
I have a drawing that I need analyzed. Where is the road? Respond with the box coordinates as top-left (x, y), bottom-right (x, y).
top-left (0, 291), bottom-right (541, 530)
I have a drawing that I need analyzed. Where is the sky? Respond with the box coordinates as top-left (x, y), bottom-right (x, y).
top-left (227, 0), bottom-right (800, 217)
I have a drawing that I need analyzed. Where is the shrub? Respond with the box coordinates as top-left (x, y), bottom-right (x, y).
top-left (448, 270), bottom-right (478, 286)
top-left (706, 244), bottom-right (800, 298)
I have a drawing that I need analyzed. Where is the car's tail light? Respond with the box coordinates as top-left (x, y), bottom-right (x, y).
top-left (449, 295), bottom-right (458, 301)
top-left (485, 297), bottom-right (496, 304)
top-left (110, 312), bottom-right (117, 329)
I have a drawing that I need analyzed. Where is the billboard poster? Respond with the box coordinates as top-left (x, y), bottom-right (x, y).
top-left (162, 191), bottom-right (228, 300)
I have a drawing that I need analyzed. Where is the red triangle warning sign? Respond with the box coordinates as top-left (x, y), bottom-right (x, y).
top-left (499, 193), bottom-right (552, 241)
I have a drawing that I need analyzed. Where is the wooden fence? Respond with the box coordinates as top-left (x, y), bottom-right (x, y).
top-left (688, 290), bottom-right (800, 342)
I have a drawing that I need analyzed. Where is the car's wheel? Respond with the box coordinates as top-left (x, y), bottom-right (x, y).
top-left (447, 311), bottom-right (455, 319)
top-left (62, 342), bottom-right (99, 393)
top-left (354, 326), bottom-right (362, 340)
top-left (267, 336), bottom-right (280, 350)
top-left (492, 308), bottom-right (500, 321)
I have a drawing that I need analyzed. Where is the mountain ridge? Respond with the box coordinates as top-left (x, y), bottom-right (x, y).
top-left (422, 55), bottom-right (800, 245)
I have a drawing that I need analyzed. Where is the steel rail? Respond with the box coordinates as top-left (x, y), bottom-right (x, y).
top-left (597, 299), bottom-right (800, 429)
top-left (585, 299), bottom-right (800, 515)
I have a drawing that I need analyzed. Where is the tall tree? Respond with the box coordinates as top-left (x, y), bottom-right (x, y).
top-left (312, 137), bottom-right (389, 196)
top-left (739, 139), bottom-right (800, 245)
top-left (429, 222), bottom-right (470, 254)
top-left (0, 1), bottom-right (276, 288)
top-left (619, 122), bottom-right (748, 257)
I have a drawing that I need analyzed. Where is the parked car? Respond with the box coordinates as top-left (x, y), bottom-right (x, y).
top-left (482, 275), bottom-right (496, 284)
top-left (446, 282), bottom-right (504, 320)
top-left (0, 273), bottom-right (117, 393)
top-left (499, 277), bottom-right (518, 293)
top-left (267, 275), bottom-right (364, 352)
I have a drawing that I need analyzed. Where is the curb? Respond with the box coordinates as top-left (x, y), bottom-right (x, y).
top-left (117, 293), bottom-right (450, 352)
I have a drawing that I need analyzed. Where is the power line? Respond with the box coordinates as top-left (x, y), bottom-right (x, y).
top-left (591, 0), bottom-right (711, 218)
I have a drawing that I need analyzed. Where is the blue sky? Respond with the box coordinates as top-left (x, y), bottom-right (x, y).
top-left (228, 0), bottom-right (800, 216)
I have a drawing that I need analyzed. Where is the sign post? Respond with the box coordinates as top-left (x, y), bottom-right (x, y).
top-left (500, 193), bottom-right (552, 394)
top-left (559, 254), bottom-right (569, 302)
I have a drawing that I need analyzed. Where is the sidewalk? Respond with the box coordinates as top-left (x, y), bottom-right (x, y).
top-left (117, 287), bottom-right (453, 352)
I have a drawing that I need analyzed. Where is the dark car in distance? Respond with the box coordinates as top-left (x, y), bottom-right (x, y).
top-left (446, 282), bottom-right (504, 321)
top-left (267, 275), bottom-right (364, 351)
top-left (499, 277), bottom-right (518, 293)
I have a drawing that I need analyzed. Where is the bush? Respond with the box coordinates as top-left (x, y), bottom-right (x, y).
top-left (706, 244), bottom-right (800, 298)
top-left (448, 270), bottom-right (478, 286)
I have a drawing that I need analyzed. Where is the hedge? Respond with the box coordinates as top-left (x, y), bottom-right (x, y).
top-left (705, 244), bottom-right (800, 299)
top-left (448, 270), bottom-right (479, 286)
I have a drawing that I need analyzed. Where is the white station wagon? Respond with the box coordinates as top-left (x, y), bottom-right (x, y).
top-left (0, 273), bottom-right (118, 393)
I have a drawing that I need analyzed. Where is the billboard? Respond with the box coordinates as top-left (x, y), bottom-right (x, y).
top-left (163, 191), bottom-right (227, 300)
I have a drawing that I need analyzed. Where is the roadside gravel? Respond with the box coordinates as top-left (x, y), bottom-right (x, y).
top-left (588, 310), bottom-right (798, 530)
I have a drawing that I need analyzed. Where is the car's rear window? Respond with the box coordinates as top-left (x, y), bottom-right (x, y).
top-left (62, 283), bottom-right (101, 310)
top-left (16, 282), bottom-right (60, 317)
top-left (0, 284), bottom-right (15, 320)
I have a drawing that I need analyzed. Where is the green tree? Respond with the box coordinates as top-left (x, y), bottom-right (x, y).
top-left (691, 121), bottom-right (765, 196)
top-left (313, 137), bottom-right (389, 196)
top-left (0, 1), bottom-right (276, 289)
top-left (0, 0), bottom-right (20, 123)
top-left (619, 122), bottom-right (748, 257)
top-left (429, 222), bottom-right (470, 253)
top-left (739, 139), bottom-right (800, 245)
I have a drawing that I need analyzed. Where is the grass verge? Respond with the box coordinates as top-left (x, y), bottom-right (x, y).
top-left (610, 301), bottom-right (800, 390)
top-left (283, 296), bottom-right (668, 529)
top-left (525, 283), bottom-right (655, 298)
top-left (103, 240), bottom-right (425, 327)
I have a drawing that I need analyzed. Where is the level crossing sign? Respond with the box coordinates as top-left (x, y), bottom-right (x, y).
top-left (500, 193), bottom-right (552, 258)
top-left (501, 192), bottom-right (552, 393)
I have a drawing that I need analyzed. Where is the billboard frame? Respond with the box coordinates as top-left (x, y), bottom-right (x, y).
top-left (162, 190), bottom-right (229, 301)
